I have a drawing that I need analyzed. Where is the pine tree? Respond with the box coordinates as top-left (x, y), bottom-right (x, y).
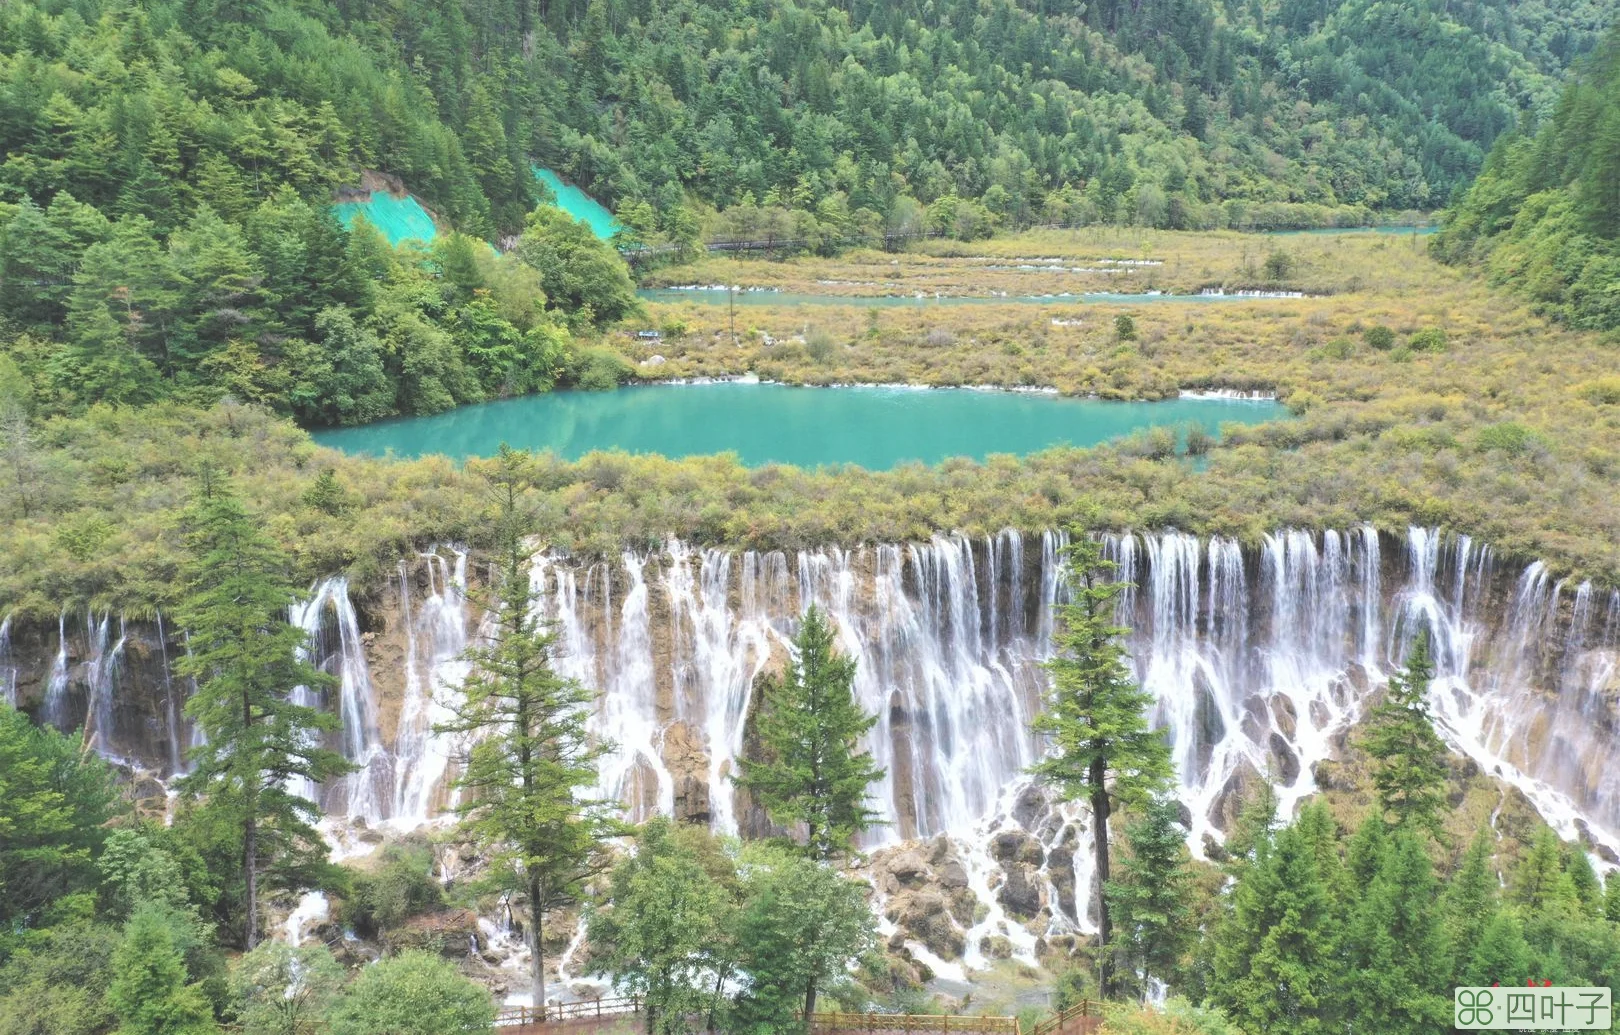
top-left (1339, 831), bottom-right (1450, 1035)
top-left (1212, 817), bottom-right (1338, 1035)
top-left (1105, 795), bottom-right (1193, 999)
top-left (437, 446), bottom-right (617, 1008)
top-left (174, 474), bottom-right (351, 948)
top-left (1028, 535), bottom-right (1171, 996)
top-left (1512, 828), bottom-right (1580, 915)
top-left (1445, 831), bottom-right (1501, 984)
top-left (736, 604), bottom-right (884, 862)
top-left (1361, 629), bottom-right (1449, 836)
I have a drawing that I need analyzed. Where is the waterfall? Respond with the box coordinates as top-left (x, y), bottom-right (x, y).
top-left (0, 613), bottom-right (15, 708)
top-left (392, 548), bottom-right (473, 825)
top-left (291, 578), bottom-right (388, 823)
top-left (83, 613), bottom-right (126, 760)
top-left (43, 611), bottom-right (69, 728)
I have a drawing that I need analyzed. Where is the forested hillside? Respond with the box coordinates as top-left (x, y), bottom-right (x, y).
top-left (1436, 26), bottom-right (1620, 331)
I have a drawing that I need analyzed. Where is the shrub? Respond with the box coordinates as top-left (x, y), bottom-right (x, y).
top-left (566, 347), bottom-right (632, 391)
top-left (1114, 314), bottom-right (1137, 341)
top-left (1476, 421), bottom-right (1540, 456)
top-left (1408, 327), bottom-right (1448, 352)
top-left (1184, 424), bottom-right (1215, 456)
top-left (805, 328), bottom-right (839, 364)
top-left (1263, 249), bottom-right (1295, 280)
top-left (329, 952), bottom-right (493, 1035)
top-left (338, 844), bottom-right (445, 939)
top-left (1363, 325), bottom-right (1396, 350)
top-left (1577, 377), bottom-right (1620, 405)
top-left (1319, 336), bottom-right (1356, 359)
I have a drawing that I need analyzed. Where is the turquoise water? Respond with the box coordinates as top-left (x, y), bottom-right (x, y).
top-left (533, 166), bottom-right (623, 240)
top-left (311, 383), bottom-right (1288, 469)
top-left (333, 192), bottom-right (438, 246)
top-left (638, 288), bottom-right (1293, 307)
top-left (1264, 225), bottom-right (1436, 236)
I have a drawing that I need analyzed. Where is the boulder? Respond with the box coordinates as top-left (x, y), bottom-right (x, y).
top-left (997, 864), bottom-right (1044, 919)
top-left (886, 890), bottom-right (965, 961)
top-left (384, 909), bottom-right (483, 959)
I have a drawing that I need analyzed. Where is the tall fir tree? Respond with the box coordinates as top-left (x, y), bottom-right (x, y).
top-left (1212, 809), bottom-right (1339, 1035)
top-left (438, 446), bottom-right (617, 1007)
top-left (1338, 830), bottom-right (1450, 1035)
top-left (1027, 535), bottom-right (1171, 996)
top-left (174, 473), bottom-right (351, 948)
top-left (736, 604), bottom-right (884, 862)
top-left (1361, 629), bottom-right (1449, 836)
top-left (1105, 794), bottom-right (1193, 1000)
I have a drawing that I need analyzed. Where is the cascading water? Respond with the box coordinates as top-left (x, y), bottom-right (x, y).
top-left (291, 579), bottom-right (388, 824)
top-left (0, 613), bottom-right (15, 708)
top-left (15, 525), bottom-right (1620, 959)
top-left (392, 548), bottom-right (473, 825)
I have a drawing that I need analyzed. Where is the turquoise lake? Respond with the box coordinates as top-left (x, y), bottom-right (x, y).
top-left (311, 383), bottom-right (1288, 470)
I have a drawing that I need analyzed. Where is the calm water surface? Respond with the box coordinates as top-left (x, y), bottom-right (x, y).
top-left (312, 384), bottom-right (1288, 470)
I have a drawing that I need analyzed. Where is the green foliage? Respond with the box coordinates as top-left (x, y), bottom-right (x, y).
top-left (99, 829), bottom-right (193, 921)
top-left (1105, 795), bottom-right (1194, 996)
top-left (515, 209), bottom-right (640, 330)
top-left (1476, 421), bottom-right (1542, 455)
top-left (0, 920), bottom-right (120, 1035)
top-left (229, 942), bottom-right (344, 1035)
top-left (1439, 28), bottom-right (1620, 329)
top-left (1029, 536), bottom-right (1171, 994)
top-left (1211, 802), bottom-right (1341, 1035)
top-left (1359, 631), bottom-right (1450, 836)
top-left (328, 951), bottom-right (493, 1035)
top-left (0, 704), bottom-right (119, 953)
top-left (1263, 250), bottom-right (1296, 281)
top-left (1114, 315), bottom-right (1138, 341)
top-left (174, 477), bottom-right (353, 948)
top-left (1100, 998), bottom-right (1244, 1035)
top-left (731, 848), bottom-right (877, 1030)
top-left (1363, 324), bottom-right (1396, 350)
top-left (1338, 828), bottom-right (1450, 1035)
top-left (438, 448), bottom-right (616, 1004)
top-left (737, 604), bottom-right (885, 862)
top-left (338, 843), bottom-right (446, 939)
top-left (107, 906), bottom-right (219, 1035)
top-left (589, 818), bottom-right (734, 1035)
top-left (1407, 327), bottom-right (1449, 353)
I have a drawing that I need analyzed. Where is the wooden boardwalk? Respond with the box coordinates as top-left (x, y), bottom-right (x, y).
top-left (494, 996), bottom-right (1102, 1034)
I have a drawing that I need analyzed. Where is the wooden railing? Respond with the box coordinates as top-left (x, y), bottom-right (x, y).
top-left (1028, 1000), bottom-right (1100, 1035)
top-left (810, 1013), bottom-right (1021, 1033)
top-left (495, 996), bottom-right (641, 1027)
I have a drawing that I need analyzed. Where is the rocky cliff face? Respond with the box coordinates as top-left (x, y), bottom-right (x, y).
top-left (7, 527), bottom-right (1619, 969)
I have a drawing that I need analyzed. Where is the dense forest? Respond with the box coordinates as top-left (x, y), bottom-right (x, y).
top-left (1436, 26), bottom-right (1620, 332)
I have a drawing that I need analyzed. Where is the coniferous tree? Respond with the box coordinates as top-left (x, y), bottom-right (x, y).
top-left (1445, 831), bottom-right (1502, 984)
top-left (1338, 830), bottom-right (1450, 1035)
top-left (174, 474), bottom-right (351, 949)
top-left (1211, 809), bottom-right (1339, 1035)
top-left (1105, 794), bottom-right (1193, 1000)
top-left (438, 446), bottom-right (616, 1008)
top-left (1028, 535), bottom-right (1171, 996)
top-left (736, 604), bottom-right (884, 863)
top-left (1361, 629), bottom-right (1449, 836)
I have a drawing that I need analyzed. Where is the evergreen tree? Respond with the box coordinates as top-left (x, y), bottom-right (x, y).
top-left (174, 475), bottom-right (352, 949)
top-left (1105, 794), bottom-right (1193, 1000)
top-left (588, 818), bottom-right (732, 1035)
top-left (107, 906), bottom-right (218, 1035)
top-left (1338, 830), bottom-right (1450, 1035)
top-left (1027, 535), bottom-right (1171, 996)
top-left (736, 604), bottom-right (884, 862)
top-left (438, 446), bottom-right (616, 1007)
top-left (1512, 828), bottom-right (1580, 915)
top-left (1444, 831), bottom-right (1501, 983)
top-left (1211, 814), bottom-right (1338, 1035)
top-left (0, 704), bottom-right (119, 952)
top-left (1360, 629), bottom-right (1449, 836)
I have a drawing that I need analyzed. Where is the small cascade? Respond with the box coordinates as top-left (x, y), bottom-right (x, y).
top-left (155, 611), bottom-right (183, 776)
top-left (83, 613), bottom-right (126, 760)
top-left (392, 548), bottom-right (473, 825)
top-left (0, 613), bottom-right (15, 708)
top-left (43, 611), bottom-right (69, 728)
top-left (291, 579), bottom-right (388, 823)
